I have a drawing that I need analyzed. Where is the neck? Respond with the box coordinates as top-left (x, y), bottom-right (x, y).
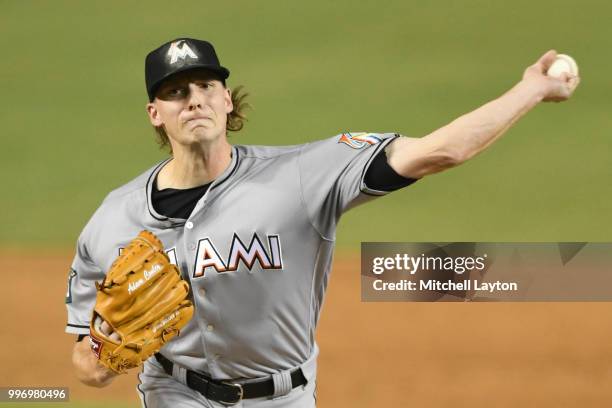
top-left (157, 138), bottom-right (233, 190)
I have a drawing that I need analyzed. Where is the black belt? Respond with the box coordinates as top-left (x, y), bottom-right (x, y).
top-left (154, 353), bottom-right (307, 405)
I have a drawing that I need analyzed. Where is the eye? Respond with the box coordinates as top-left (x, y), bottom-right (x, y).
top-left (197, 81), bottom-right (213, 89)
top-left (168, 88), bottom-right (185, 96)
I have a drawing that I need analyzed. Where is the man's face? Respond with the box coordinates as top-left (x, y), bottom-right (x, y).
top-left (146, 69), bottom-right (233, 148)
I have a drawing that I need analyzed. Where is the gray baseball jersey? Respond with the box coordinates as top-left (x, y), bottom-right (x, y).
top-left (65, 132), bottom-right (398, 380)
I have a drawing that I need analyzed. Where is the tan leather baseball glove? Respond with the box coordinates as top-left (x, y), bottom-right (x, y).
top-left (89, 230), bottom-right (194, 374)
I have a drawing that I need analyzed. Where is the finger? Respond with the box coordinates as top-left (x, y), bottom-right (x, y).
top-left (537, 49), bottom-right (558, 72)
top-left (557, 72), bottom-right (571, 83)
top-left (101, 320), bottom-right (112, 335)
top-left (568, 75), bottom-right (580, 92)
top-left (545, 95), bottom-right (566, 103)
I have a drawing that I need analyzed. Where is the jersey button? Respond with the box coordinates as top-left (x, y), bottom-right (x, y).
top-left (198, 287), bottom-right (206, 296)
top-left (185, 221), bottom-right (194, 229)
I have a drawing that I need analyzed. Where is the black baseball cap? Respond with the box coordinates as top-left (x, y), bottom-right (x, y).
top-left (145, 38), bottom-right (230, 101)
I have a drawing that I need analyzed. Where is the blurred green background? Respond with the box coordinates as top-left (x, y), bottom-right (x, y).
top-left (1, 0), bottom-right (609, 249)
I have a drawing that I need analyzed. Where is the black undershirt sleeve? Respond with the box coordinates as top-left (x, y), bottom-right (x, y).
top-left (364, 148), bottom-right (418, 192)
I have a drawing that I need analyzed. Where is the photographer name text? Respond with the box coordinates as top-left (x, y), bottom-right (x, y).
top-left (372, 279), bottom-right (518, 292)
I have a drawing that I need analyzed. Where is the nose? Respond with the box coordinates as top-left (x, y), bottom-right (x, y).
top-left (187, 83), bottom-right (205, 111)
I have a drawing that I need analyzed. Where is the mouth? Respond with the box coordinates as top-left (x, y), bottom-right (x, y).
top-left (184, 117), bottom-right (213, 129)
top-left (185, 116), bottom-right (211, 123)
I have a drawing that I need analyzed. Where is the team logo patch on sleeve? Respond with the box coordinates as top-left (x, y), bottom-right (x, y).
top-left (338, 132), bottom-right (383, 149)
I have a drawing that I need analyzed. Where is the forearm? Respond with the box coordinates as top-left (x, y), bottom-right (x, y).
top-left (386, 80), bottom-right (545, 178)
top-left (387, 51), bottom-right (579, 179)
top-left (72, 337), bottom-right (118, 387)
top-left (429, 80), bottom-right (544, 163)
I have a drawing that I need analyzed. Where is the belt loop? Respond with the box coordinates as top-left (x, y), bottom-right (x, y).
top-left (172, 361), bottom-right (188, 386)
top-left (271, 370), bottom-right (293, 398)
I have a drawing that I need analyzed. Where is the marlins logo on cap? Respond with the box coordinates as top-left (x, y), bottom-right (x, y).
top-left (145, 38), bottom-right (231, 101)
top-left (167, 40), bottom-right (198, 64)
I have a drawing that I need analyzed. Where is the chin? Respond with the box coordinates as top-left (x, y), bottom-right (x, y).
top-left (191, 127), bottom-right (225, 144)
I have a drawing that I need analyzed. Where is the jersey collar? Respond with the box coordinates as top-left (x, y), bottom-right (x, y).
top-left (143, 146), bottom-right (240, 228)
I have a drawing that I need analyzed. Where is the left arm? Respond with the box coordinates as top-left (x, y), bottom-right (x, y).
top-left (386, 50), bottom-right (580, 179)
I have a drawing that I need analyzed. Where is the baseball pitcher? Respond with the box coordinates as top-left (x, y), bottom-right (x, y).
top-left (65, 38), bottom-right (579, 407)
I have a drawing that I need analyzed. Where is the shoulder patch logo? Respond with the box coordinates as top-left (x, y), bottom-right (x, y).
top-left (167, 40), bottom-right (198, 64)
top-left (338, 132), bottom-right (383, 149)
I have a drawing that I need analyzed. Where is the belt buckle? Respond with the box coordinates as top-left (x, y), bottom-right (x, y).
top-left (219, 382), bottom-right (244, 405)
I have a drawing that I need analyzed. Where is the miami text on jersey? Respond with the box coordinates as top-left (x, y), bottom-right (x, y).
top-left (194, 233), bottom-right (283, 278)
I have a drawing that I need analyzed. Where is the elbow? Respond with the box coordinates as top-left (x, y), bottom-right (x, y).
top-left (419, 149), bottom-right (465, 176)
top-left (424, 128), bottom-right (476, 170)
top-left (435, 137), bottom-right (475, 168)
top-left (386, 135), bottom-right (467, 179)
top-left (391, 149), bottom-right (462, 179)
top-left (437, 149), bottom-right (465, 169)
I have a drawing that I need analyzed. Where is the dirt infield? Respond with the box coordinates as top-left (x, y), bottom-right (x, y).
top-left (2, 249), bottom-right (612, 407)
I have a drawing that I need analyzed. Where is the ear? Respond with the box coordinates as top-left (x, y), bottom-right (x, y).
top-left (225, 88), bottom-right (234, 114)
top-left (146, 102), bottom-right (164, 127)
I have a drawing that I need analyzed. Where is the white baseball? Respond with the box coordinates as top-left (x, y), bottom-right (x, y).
top-left (547, 54), bottom-right (579, 78)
